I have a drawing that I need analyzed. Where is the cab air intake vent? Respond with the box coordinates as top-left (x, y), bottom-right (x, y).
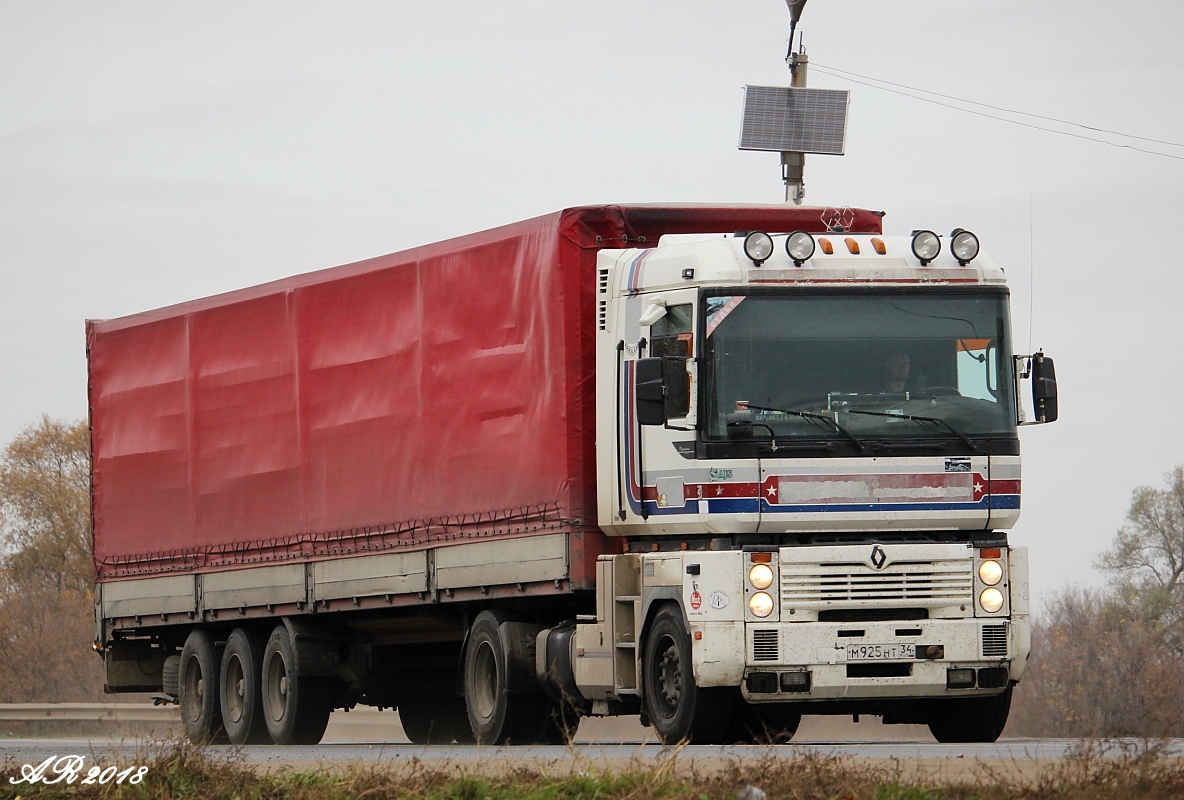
top-left (982, 623), bottom-right (1008, 657)
top-left (598, 269), bottom-right (610, 294)
top-left (753, 628), bottom-right (779, 662)
top-left (598, 300), bottom-right (608, 331)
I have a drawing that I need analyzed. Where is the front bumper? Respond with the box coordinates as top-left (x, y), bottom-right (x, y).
top-left (741, 618), bottom-right (1015, 702)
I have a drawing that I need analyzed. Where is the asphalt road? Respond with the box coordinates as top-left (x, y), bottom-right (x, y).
top-left (4, 737), bottom-right (1183, 770)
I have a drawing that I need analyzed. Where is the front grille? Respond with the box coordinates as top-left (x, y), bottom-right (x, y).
top-left (982, 623), bottom-right (1008, 657)
top-left (781, 560), bottom-right (973, 611)
top-left (598, 269), bottom-right (610, 294)
top-left (598, 300), bottom-right (608, 330)
top-left (753, 629), bottom-right (779, 662)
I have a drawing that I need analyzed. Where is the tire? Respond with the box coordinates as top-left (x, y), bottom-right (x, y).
top-left (179, 629), bottom-right (227, 744)
top-left (400, 696), bottom-right (470, 744)
top-left (927, 685), bottom-right (1013, 743)
top-left (642, 604), bottom-right (734, 744)
top-left (220, 628), bottom-right (272, 745)
top-left (261, 624), bottom-right (333, 745)
top-left (162, 654), bottom-right (181, 698)
top-left (443, 700), bottom-right (476, 744)
top-left (726, 697), bottom-right (801, 744)
top-left (463, 610), bottom-right (551, 745)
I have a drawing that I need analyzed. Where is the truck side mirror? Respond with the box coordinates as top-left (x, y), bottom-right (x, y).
top-left (1031, 352), bottom-right (1058, 423)
top-left (635, 357), bottom-right (667, 426)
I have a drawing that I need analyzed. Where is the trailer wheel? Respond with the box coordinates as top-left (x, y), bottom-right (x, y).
top-left (179, 629), bottom-right (227, 743)
top-left (220, 629), bottom-right (272, 744)
top-left (463, 610), bottom-right (550, 745)
top-left (927, 686), bottom-right (1013, 743)
top-left (262, 625), bottom-right (332, 745)
top-left (642, 604), bottom-right (734, 744)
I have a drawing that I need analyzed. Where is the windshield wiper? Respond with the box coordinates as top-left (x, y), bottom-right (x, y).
top-left (847, 409), bottom-right (978, 452)
top-left (746, 405), bottom-right (866, 452)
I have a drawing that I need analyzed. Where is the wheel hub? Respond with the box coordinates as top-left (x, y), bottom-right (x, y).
top-left (658, 640), bottom-right (682, 710)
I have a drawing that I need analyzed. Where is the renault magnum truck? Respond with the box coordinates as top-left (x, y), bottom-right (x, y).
top-left (88, 204), bottom-right (1057, 746)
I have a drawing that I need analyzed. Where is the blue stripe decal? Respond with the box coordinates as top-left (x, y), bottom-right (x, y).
top-left (627, 496), bottom-right (1022, 518)
top-left (708, 498), bottom-right (761, 514)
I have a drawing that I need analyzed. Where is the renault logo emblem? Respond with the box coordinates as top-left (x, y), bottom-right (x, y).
top-left (870, 545), bottom-right (887, 570)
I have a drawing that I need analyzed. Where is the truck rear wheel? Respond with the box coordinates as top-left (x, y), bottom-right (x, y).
top-left (220, 628), bottom-right (271, 745)
top-left (642, 604), bottom-right (733, 744)
top-left (927, 685), bottom-right (1013, 743)
top-left (463, 610), bottom-right (551, 745)
top-left (179, 629), bottom-right (227, 744)
top-left (262, 625), bottom-right (332, 745)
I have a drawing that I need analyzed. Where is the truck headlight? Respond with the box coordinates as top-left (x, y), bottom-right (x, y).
top-left (979, 587), bottom-right (1005, 613)
top-left (749, 564), bottom-right (774, 590)
top-left (978, 560), bottom-right (1003, 586)
top-left (748, 592), bottom-right (775, 618)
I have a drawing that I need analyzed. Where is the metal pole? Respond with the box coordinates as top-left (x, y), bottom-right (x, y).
top-left (782, 52), bottom-right (808, 204)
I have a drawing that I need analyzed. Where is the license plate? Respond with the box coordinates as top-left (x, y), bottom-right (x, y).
top-left (845, 643), bottom-right (916, 661)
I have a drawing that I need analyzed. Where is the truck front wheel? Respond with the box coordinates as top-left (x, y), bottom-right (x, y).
top-left (261, 625), bottom-right (332, 745)
top-left (927, 685), bottom-right (1013, 743)
top-left (179, 629), bottom-right (227, 744)
top-left (642, 604), bottom-right (733, 744)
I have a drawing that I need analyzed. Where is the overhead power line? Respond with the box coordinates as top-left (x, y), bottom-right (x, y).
top-left (808, 62), bottom-right (1184, 163)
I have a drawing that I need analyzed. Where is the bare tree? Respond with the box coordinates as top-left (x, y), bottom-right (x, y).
top-left (1009, 587), bottom-right (1184, 737)
top-left (1096, 466), bottom-right (1184, 622)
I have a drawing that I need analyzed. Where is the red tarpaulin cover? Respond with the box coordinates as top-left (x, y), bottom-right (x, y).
top-left (87, 204), bottom-right (883, 581)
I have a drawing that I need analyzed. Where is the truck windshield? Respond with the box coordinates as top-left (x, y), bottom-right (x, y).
top-left (701, 290), bottom-right (1016, 442)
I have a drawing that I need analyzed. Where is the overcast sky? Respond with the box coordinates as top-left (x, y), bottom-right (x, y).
top-left (2, 1), bottom-right (1182, 600)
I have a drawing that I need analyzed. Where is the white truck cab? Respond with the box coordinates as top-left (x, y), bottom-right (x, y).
top-left (537, 227), bottom-right (1056, 744)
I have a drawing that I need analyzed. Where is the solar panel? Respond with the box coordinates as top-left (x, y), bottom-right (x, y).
top-left (739, 85), bottom-right (850, 155)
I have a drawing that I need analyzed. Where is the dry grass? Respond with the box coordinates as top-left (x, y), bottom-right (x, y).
top-left (3, 740), bottom-right (1184, 800)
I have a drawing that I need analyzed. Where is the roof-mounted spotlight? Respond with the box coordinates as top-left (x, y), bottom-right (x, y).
top-left (785, 230), bottom-right (815, 266)
top-left (950, 229), bottom-right (980, 265)
top-left (744, 231), bottom-right (774, 266)
top-left (911, 230), bottom-right (941, 266)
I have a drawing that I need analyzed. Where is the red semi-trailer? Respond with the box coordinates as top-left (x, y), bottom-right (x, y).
top-left (90, 204), bottom-right (1053, 746)
top-left (89, 205), bottom-right (880, 581)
